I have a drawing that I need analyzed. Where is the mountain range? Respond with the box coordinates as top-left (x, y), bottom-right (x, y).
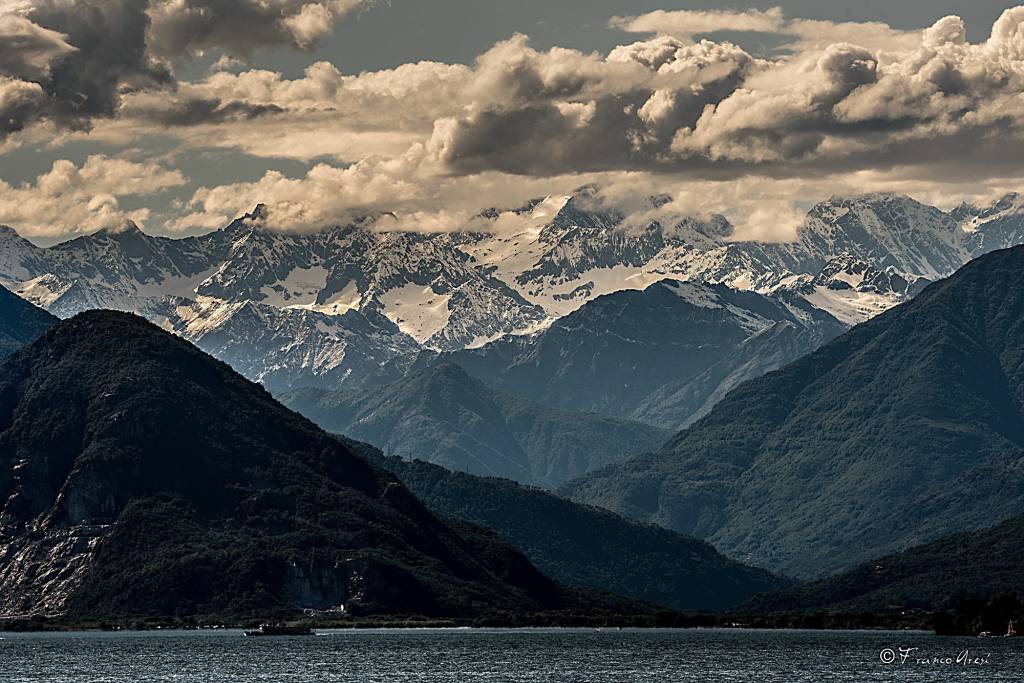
top-left (1, 191), bottom-right (1021, 398)
top-left (280, 277), bottom-right (851, 482)
top-left (0, 298), bottom-right (787, 620)
top-left (1, 190), bottom-right (1021, 487)
top-left (0, 310), bottom-right (649, 620)
top-left (562, 245), bottom-right (1024, 579)
top-left (3, 195), bottom-right (1024, 621)
top-left (283, 363), bottom-right (672, 488)
top-left (445, 279), bottom-right (846, 429)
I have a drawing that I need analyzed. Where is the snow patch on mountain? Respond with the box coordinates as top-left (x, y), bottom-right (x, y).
top-left (261, 265), bottom-right (330, 308)
top-left (796, 285), bottom-right (899, 326)
top-left (16, 273), bottom-right (74, 310)
top-left (377, 284), bottom-right (453, 344)
top-left (772, 255), bottom-right (929, 326)
top-left (290, 279), bottom-right (362, 316)
top-left (156, 296), bottom-right (420, 392)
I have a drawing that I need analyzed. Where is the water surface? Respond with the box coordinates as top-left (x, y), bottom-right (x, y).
top-left (2, 627), bottom-right (1020, 681)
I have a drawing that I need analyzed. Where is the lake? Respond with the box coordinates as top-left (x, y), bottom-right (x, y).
top-left (2, 628), bottom-right (1021, 681)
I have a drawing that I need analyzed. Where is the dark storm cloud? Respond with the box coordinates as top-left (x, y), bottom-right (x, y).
top-left (27, 0), bottom-right (173, 126)
top-left (0, 0), bottom-right (174, 138)
top-left (435, 102), bottom-right (642, 176)
top-left (0, 1), bottom-right (365, 138)
top-left (146, 0), bottom-right (369, 57)
top-left (0, 76), bottom-right (47, 137)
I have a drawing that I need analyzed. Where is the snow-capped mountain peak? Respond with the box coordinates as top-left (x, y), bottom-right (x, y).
top-left (4, 189), bottom-right (1024, 394)
top-left (794, 193), bottom-right (967, 279)
top-left (960, 193), bottom-right (1024, 231)
top-left (772, 254), bottom-right (928, 326)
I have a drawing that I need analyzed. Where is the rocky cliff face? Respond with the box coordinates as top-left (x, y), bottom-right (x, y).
top-left (0, 525), bottom-right (106, 617)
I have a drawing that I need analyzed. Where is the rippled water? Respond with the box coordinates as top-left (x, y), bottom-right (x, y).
top-left (2, 628), bottom-right (1022, 682)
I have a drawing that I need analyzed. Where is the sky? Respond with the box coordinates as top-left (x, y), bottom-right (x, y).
top-left (1, 1), bottom-right (1023, 244)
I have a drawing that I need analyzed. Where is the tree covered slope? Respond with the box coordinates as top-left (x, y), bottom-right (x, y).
top-left (341, 438), bottom-right (786, 611)
top-left (0, 311), bottom-right (645, 621)
top-left (746, 515), bottom-right (1024, 615)
top-left (563, 246), bottom-right (1024, 579)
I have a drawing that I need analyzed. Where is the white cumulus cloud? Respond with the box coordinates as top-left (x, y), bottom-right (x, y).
top-left (0, 155), bottom-right (187, 238)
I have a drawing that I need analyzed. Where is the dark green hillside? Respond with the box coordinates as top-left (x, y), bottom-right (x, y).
top-left (0, 285), bottom-right (57, 357)
top-left (341, 438), bottom-right (786, 611)
top-left (0, 311), bottom-right (647, 621)
top-left (746, 515), bottom-right (1024, 627)
top-left (283, 363), bottom-right (671, 488)
top-left (563, 246), bottom-right (1024, 578)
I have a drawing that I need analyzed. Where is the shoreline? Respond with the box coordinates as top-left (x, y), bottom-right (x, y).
top-left (0, 615), bottom-right (934, 635)
top-left (0, 626), bottom-right (937, 637)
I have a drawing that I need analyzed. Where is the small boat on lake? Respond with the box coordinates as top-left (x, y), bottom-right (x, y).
top-left (244, 624), bottom-right (315, 637)
top-left (1006, 621), bottom-right (1017, 637)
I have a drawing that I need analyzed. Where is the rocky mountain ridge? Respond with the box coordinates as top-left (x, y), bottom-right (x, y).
top-left (0, 191), bottom-right (1020, 395)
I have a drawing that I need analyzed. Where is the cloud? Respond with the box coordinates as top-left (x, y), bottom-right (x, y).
top-left (781, 19), bottom-right (920, 53)
top-left (85, 58), bottom-right (469, 159)
top-left (612, 6), bottom-right (918, 53)
top-left (610, 7), bottom-right (786, 39)
top-left (91, 33), bottom-right (753, 167)
top-left (5, 3), bottom-right (1024, 245)
top-left (663, 8), bottom-right (1024, 175)
top-left (0, 154), bottom-right (187, 237)
top-left (118, 91), bottom-right (285, 127)
top-left (175, 153), bottom-right (427, 230)
top-left (421, 7), bottom-right (1024, 186)
top-left (670, 42), bottom-right (881, 164)
top-left (146, 0), bottom-right (370, 58)
top-left (279, 2), bottom-right (336, 49)
top-left (0, 1), bottom-right (173, 138)
top-left (123, 6), bottom-right (1024, 242)
top-left (26, 3), bottom-right (1022, 184)
top-left (27, 1), bottom-right (175, 123)
top-left (0, 75), bottom-right (47, 136)
top-left (0, 1), bottom-right (370, 140)
top-left (0, 12), bottom-right (75, 80)
top-left (426, 34), bottom-right (758, 175)
top-left (194, 59), bottom-right (469, 124)
top-left (169, 145), bottom-right (605, 234)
